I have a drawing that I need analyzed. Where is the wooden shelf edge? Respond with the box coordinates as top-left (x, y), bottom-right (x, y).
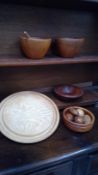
top-left (0, 56), bottom-right (98, 67)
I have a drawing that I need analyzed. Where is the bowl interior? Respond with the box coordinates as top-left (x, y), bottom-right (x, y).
top-left (63, 106), bottom-right (95, 127)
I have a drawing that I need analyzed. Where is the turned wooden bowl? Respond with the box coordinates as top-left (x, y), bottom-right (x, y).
top-left (54, 85), bottom-right (84, 101)
top-left (56, 38), bottom-right (85, 58)
top-left (20, 32), bottom-right (52, 59)
top-left (63, 106), bottom-right (95, 132)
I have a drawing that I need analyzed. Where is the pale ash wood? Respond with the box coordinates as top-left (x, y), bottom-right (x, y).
top-left (0, 91), bottom-right (60, 143)
top-left (0, 56), bottom-right (98, 67)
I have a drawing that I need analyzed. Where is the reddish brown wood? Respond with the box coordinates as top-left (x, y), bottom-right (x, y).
top-left (63, 106), bottom-right (95, 132)
top-left (53, 85), bottom-right (84, 100)
top-left (0, 56), bottom-right (98, 67)
top-left (55, 38), bottom-right (85, 58)
top-left (46, 86), bottom-right (98, 109)
top-left (20, 32), bottom-right (52, 59)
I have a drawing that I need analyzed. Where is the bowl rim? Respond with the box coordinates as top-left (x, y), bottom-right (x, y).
top-left (20, 36), bottom-right (52, 41)
top-left (56, 37), bottom-right (85, 41)
top-left (63, 106), bottom-right (95, 127)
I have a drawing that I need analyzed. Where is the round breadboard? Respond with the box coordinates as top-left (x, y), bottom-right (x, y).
top-left (0, 91), bottom-right (60, 143)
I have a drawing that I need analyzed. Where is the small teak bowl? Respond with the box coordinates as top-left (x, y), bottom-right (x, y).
top-left (63, 106), bottom-right (95, 132)
top-left (54, 85), bottom-right (84, 101)
top-left (56, 38), bottom-right (85, 58)
top-left (20, 31), bottom-right (52, 59)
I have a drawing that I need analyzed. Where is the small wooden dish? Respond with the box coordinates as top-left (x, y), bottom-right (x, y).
top-left (20, 31), bottom-right (52, 59)
top-left (54, 85), bottom-right (84, 101)
top-left (56, 37), bottom-right (85, 58)
top-left (63, 106), bottom-right (95, 132)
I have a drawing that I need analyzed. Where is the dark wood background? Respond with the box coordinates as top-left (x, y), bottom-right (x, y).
top-left (0, 63), bottom-right (97, 96)
top-left (0, 2), bottom-right (98, 98)
top-left (0, 3), bottom-right (98, 56)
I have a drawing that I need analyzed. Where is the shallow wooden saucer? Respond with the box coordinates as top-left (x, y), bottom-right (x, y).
top-left (54, 85), bottom-right (84, 101)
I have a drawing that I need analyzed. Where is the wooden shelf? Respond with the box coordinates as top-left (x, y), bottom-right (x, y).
top-left (41, 86), bottom-right (98, 109)
top-left (0, 56), bottom-right (98, 67)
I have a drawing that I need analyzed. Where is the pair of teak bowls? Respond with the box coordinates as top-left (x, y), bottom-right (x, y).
top-left (20, 31), bottom-right (85, 59)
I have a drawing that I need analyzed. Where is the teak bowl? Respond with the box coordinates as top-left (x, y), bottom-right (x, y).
top-left (56, 38), bottom-right (85, 58)
top-left (20, 32), bottom-right (52, 59)
top-left (54, 85), bottom-right (84, 101)
top-left (63, 106), bottom-right (95, 132)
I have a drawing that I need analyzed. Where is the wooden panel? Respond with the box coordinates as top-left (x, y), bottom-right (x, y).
top-left (87, 153), bottom-right (98, 174)
top-left (0, 63), bottom-right (97, 96)
top-left (0, 4), bottom-right (98, 57)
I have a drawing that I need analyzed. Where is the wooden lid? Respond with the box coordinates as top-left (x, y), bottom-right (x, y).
top-left (0, 91), bottom-right (60, 143)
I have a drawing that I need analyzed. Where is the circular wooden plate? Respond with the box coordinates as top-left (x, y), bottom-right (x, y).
top-left (54, 85), bottom-right (84, 100)
top-left (0, 91), bottom-right (60, 143)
